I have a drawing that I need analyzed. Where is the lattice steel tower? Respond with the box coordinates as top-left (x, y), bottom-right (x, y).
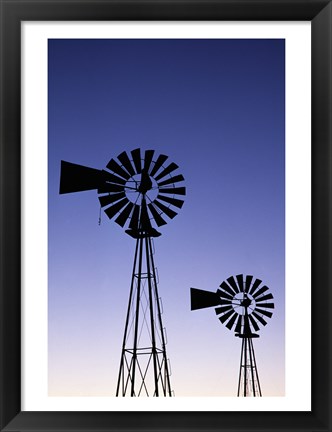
top-left (60, 149), bottom-right (186, 397)
top-left (190, 274), bottom-right (274, 397)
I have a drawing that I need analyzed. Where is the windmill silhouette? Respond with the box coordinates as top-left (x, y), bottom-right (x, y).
top-left (190, 274), bottom-right (274, 396)
top-left (60, 148), bottom-right (186, 397)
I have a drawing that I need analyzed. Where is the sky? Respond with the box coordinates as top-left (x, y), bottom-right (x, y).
top-left (48, 38), bottom-right (285, 397)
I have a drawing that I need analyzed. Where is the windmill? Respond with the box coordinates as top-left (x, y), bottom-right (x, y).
top-left (59, 148), bottom-right (186, 397)
top-left (190, 274), bottom-right (274, 397)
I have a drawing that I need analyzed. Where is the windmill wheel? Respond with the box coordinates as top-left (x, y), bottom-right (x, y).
top-left (215, 274), bottom-right (274, 336)
top-left (97, 149), bottom-right (186, 236)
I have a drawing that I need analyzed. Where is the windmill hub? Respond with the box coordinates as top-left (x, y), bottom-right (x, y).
top-left (125, 172), bottom-right (158, 205)
top-left (232, 292), bottom-right (256, 316)
top-left (240, 297), bottom-right (252, 308)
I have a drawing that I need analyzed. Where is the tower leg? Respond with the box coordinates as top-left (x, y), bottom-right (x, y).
top-left (249, 338), bottom-right (262, 396)
top-left (237, 337), bottom-right (262, 397)
top-left (116, 235), bottom-right (172, 397)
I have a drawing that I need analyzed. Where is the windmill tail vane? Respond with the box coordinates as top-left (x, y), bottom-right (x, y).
top-left (190, 274), bottom-right (274, 397)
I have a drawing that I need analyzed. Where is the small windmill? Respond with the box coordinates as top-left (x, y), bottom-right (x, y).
top-left (190, 274), bottom-right (274, 397)
top-left (60, 148), bottom-right (186, 397)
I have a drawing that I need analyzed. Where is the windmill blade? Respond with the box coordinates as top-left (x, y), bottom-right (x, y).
top-left (99, 192), bottom-right (126, 208)
top-left (252, 311), bottom-right (267, 326)
top-left (117, 151), bottom-right (136, 176)
top-left (157, 174), bottom-right (185, 187)
top-left (226, 311), bottom-right (238, 330)
top-left (219, 281), bottom-right (237, 296)
top-left (256, 302), bottom-right (275, 309)
top-left (153, 200), bottom-right (178, 219)
top-left (150, 154), bottom-right (168, 177)
top-left (227, 276), bottom-right (240, 294)
top-left (190, 288), bottom-right (221, 311)
top-left (252, 285), bottom-right (269, 299)
top-left (248, 314), bottom-right (260, 332)
top-left (104, 198), bottom-right (128, 219)
top-left (255, 307), bottom-right (273, 318)
top-left (143, 150), bottom-right (154, 173)
top-left (159, 187), bottom-right (186, 196)
top-left (106, 158), bottom-right (131, 180)
top-left (236, 274), bottom-right (244, 292)
top-left (97, 183), bottom-right (124, 193)
top-left (255, 293), bottom-right (274, 303)
top-left (219, 309), bottom-right (235, 324)
top-left (59, 161), bottom-right (107, 194)
top-left (131, 148), bottom-right (142, 174)
top-left (249, 278), bottom-right (262, 295)
top-left (115, 202), bottom-right (135, 227)
top-left (129, 204), bottom-right (140, 230)
top-left (157, 194), bottom-right (184, 209)
top-left (244, 275), bottom-right (254, 292)
top-left (235, 315), bottom-right (243, 333)
top-left (147, 203), bottom-right (167, 227)
top-left (215, 305), bottom-right (233, 315)
top-left (217, 288), bottom-right (233, 301)
top-left (155, 162), bottom-right (179, 181)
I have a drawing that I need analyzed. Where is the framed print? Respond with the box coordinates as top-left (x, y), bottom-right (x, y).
top-left (0, 1), bottom-right (331, 431)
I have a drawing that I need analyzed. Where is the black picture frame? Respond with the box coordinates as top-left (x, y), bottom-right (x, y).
top-left (0, 1), bottom-right (331, 431)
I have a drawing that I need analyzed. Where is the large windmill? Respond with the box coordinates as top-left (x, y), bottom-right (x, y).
top-left (60, 148), bottom-right (186, 397)
top-left (190, 274), bottom-right (274, 397)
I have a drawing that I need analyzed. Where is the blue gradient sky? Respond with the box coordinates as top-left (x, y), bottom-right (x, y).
top-left (48, 39), bottom-right (285, 397)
